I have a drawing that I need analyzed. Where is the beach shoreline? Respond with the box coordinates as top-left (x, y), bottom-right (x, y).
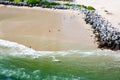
top-left (0, 4), bottom-right (97, 51)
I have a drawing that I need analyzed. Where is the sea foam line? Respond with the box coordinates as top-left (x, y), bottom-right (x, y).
top-left (0, 39), bottom-right (37, 56)
top-left (0, 39), bottom-right (120, 59)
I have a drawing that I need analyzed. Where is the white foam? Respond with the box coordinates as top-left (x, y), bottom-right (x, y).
top-left (0, 39), bottom-right (120, 59)
top-left (0, 39), bottom-right (39, 57)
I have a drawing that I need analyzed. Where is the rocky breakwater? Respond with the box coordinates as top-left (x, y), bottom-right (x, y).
top-left (84, 10), bottom-right (120, 50)
top-left (1, 1), bottom-right (119, 50)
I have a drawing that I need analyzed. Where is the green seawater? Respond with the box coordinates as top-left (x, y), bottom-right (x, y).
top-left (0, 48), bottom-right (120, 80)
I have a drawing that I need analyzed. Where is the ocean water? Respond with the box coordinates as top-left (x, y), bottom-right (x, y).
top-left (0, 39), bottom-right (120, 80)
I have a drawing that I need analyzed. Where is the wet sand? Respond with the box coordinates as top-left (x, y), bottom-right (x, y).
top-left (0, 5), bottom-right (97, 51)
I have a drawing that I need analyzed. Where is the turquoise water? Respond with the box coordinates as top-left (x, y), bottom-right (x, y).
top-left (0, 39), bottom-right (120, 80)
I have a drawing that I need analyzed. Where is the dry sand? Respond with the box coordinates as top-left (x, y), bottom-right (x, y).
top-left (76, 0), bottom-right (120, 31)
top-left (0, 5), bottom-right (97, 51)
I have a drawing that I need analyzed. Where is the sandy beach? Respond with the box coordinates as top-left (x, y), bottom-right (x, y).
top-left (0, 5), bottom-right (97, 51)
top-left (0, 1), bottom-right (120, 80)
top-left (76, 0), bottom-right (120, 31)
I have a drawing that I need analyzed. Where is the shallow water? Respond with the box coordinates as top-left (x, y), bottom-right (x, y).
top-left (0, 39), bottom-right (120, 80)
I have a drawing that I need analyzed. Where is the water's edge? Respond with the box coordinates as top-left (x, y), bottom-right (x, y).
top-left (0, 39), bottom-right (120, 80)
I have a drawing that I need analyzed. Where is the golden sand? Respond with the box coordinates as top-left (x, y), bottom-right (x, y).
top-left (0, 5), bottom-right (97, 51)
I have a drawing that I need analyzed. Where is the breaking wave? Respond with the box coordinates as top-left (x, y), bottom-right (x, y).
top-left (0, 39), bottom-right (120, 58)
top-left (0, 39), bottom-right (120, 80)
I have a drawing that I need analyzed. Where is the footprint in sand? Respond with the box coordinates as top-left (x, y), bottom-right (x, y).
top-left (49, 30), bottom-right (51, 32)
top-left (58, 29), bottom-right (60, 32)
top-left (118, 23), bottom-right (120, 25)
